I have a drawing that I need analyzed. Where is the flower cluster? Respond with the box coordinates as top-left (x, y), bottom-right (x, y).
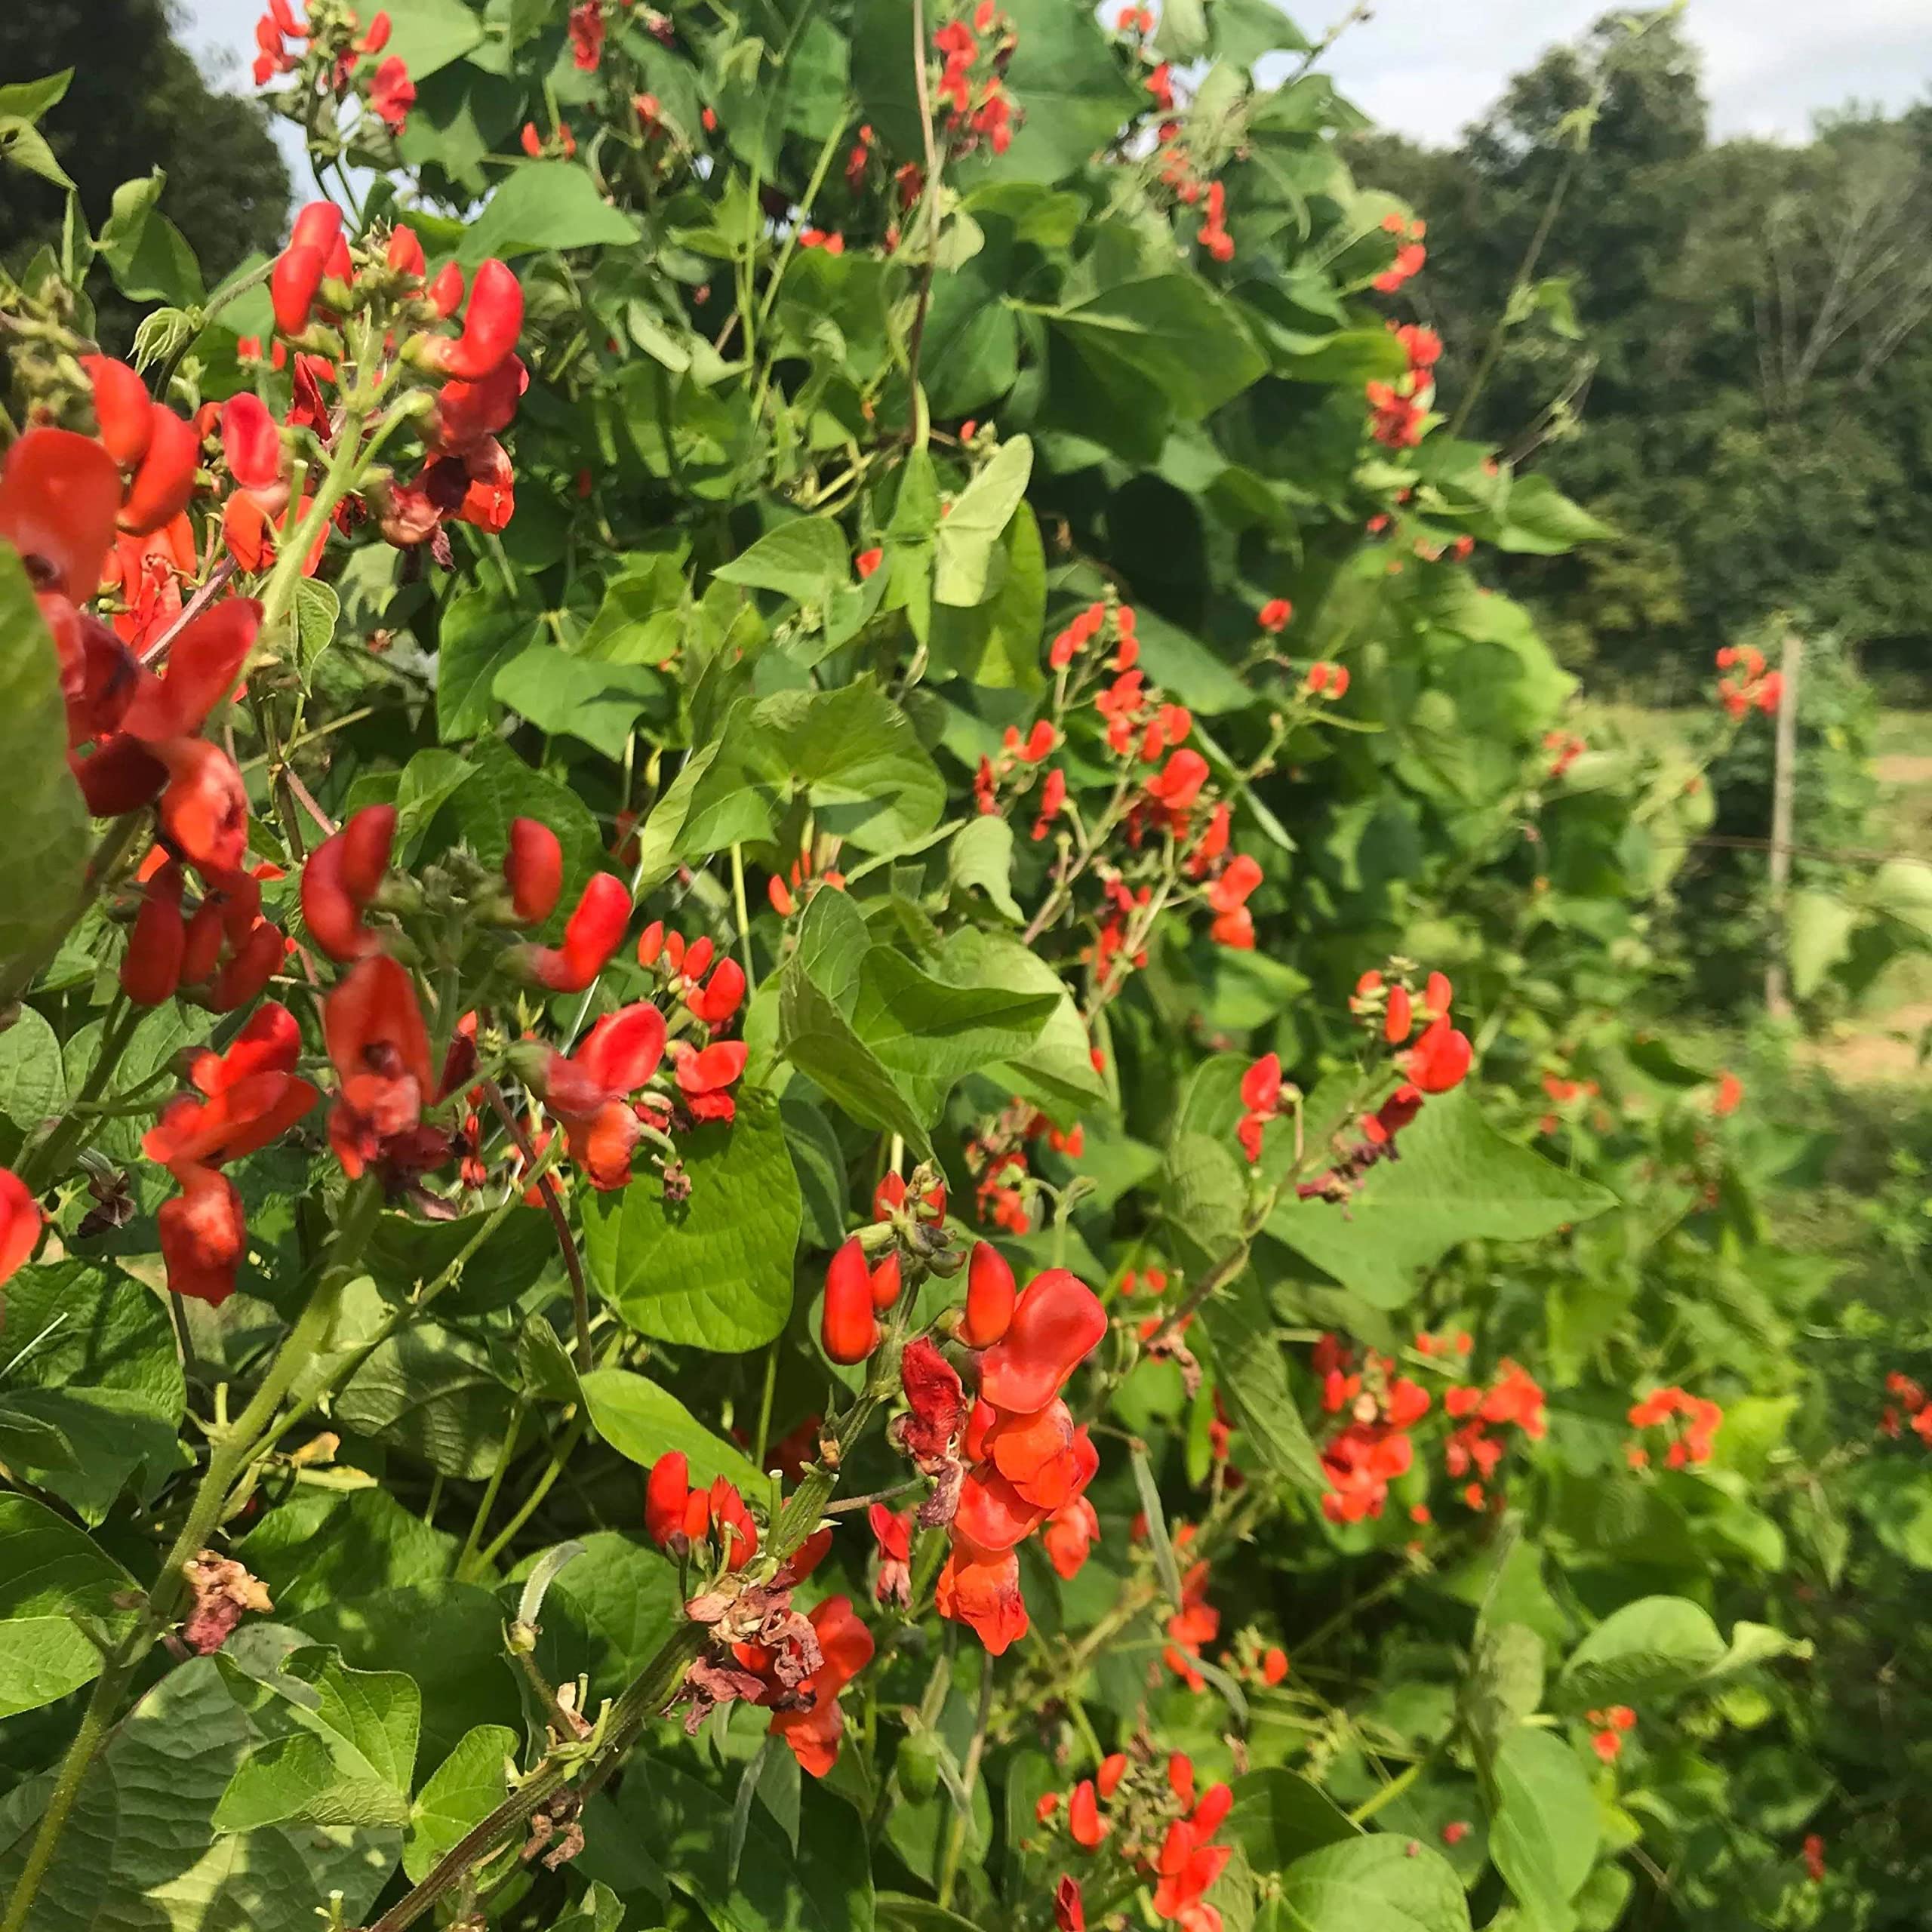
top-left (1365, 321), bottom-right (1438, 451)
top-left (934, 2), bottom-right (1017, 157)
top-left (1715, 645), bottom-right (1783, 717)
top-left (251, 0), bottom-right (414, 134)
top-left (1441, 1361), bottom-right (1546, 1509)
top-left (1880, 1371), bottom-right (1932, 1443)
top-left (1372, 210), bottom-right (1427, 294)
top-left (646, 1454), bottom-right (866, 1776)
top-left (1314, 1335), bottom-right (1432, 1524)
top-left (1041, 1750), bottom-right (1236, 1932)
top-left (1627, 1386), bottom-right (1723, 1467)
top-left (936, 1254), bottom-right (1106, 1651)
top-left (1543, 728), bottom-right (1586, 780)
top-left (1585, 1703), bottom-right (1637, 1764)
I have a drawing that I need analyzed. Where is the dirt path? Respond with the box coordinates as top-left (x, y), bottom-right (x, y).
top-left (1805, 999), bottom-right (1932, 1084)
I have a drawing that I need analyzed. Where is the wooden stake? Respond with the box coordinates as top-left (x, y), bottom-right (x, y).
top-left (1765, 632), bottom-right (1803, 1016)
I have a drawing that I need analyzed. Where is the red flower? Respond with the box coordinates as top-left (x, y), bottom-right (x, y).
top-left (368, 55), bottom-right (414, 131)
top-left (1042, 1494), bottom-right (1099, 1579)
top-left (1802, 1833), bottom-right (1825, 1883)
top-left (645, 1451), bottom-right (694, 1549)
top-left (896, 1335), bottom-right (967, 1466)
top-left (768, 1595), bottom-right (873, 1777)
top-left (875, 1171), bottom-right (948, 1225)
top-left (962, 1238), bottom-right (1017, 1347)
top-left (1069, 1778), bottom-right (1106, 1847)
top-left (686, 956), bottom-right (747, 1026)
top-left (301, 804), bottom-right (396, 961)
top-left (670, 1039), bottom-right (747, 1122)
top-left (512, 869), bottom-right (630, 991)
top-left (272, 201), bottom-right (346, 337)
top-left (869, 1503), bottom-right (914, 1604)
top-left (856, 546), bottom-right (884, 579)
top-left (823, 1236), bottom-right (881, 1364)
top-left (322, 955), bottom-right (442, 1180)
top-left (533, 1004), bottom-right (669, 1189)
top-left (935, 1543), bottom-right (1027, 1654)
top-left (0, 1169), bottom-right (42, 1287)
top-left (978, 1269), bottom-right (1107, 1414)
top-left (420, 258), bottom-right (525, 382)
top-left (568, 0), bottom-right (605, 69)
top-left (158, 1167), bottom-right (248, 1306)
top-left (1406, 1014), bottom-right (1472, 1094)
top-left (1145, 748), bottom-right (1208, 811)
top-left (1054, 1878), bottom-right (1084, 1932)
top-left (503, 816), bottom-right (562, 924)
top-left (1237, 1051), bottom-right (1281, 1164)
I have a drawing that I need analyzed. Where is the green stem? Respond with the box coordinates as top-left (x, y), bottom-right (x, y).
top-left (730, 842), bottom-right (756, 979)
top-left (454, 1401), bottom-right (528, 1582)
top-left (17, 995), bottom-right (140, 1192)
top-left (472, 1414), bottom-right (588, 1574)
top-left (0, 1180), bottom-right (382, 1932)
top-left (751, 1339), bottom-right (779, 1472)
top-left (937, 1654), bottom-right (995, 1909)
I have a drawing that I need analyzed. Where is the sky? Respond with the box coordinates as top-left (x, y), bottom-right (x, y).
top-left (180, 0), bottom-right (1932, 148)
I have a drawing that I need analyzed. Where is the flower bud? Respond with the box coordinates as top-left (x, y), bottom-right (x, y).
top-left (823, 1235), bottom-right (881, 1364)
top-left (81, 355), bottom-right (154, 469)
top-left (645, 1451), bottom-right (691, 1547)
top-left (426, 260), bottom-right (465, 318)
top-left (869, 1251), bottom-right (903, 1312)
top-left (504, 816), bottom-right (563, 924)
top-left (122, 860), bottom-right (186, 1006)
top-left (1383, 983), bottom-right (1412, 1044)
top-left (422, 258), bottom-right (523, 380)
top-left (961, 1239), bottom-right (1015, 1348)
top-left (116, 404), bottom-right (200, 535)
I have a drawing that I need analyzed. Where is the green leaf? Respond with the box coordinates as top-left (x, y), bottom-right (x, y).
top-left (214, 1646), bottom-right (420, 1834)
top-left (1786, 888), bottom-right (1859, 998)
top-left (380, 0), bottom-right (485, 78)
top-left (403, 1724), bottom-right (518, 1884)
top-left (1051, 277), bottom-right (1266, 420)
top-left (493, 645), bottom-right (664, 759)
top-left (0, 72), bottom-right (72, 123)
top-left (934, 438), bottom-right (1033, 608)
top-left (1222, 1768), bottom-right (1356, 1872)
top-left (294, 1582), bottom-right (521, 1768)
top-left (0, 1648), bottom-right (401, 1930)
top-left (632, 742), bottom-right (720, 894)
top-left (1492, 474), bottom-right (1614, 555)
top-left (986, 0), bottom-right (1143, 183)
top-left (1266, 1086), bottom-right (1617, 1308)
top-left (524, 1531), bottom-right (685, 1699)
top-left (1487, 1729), bottom-right (1598, 1930)
top-left (437, 590), bottom-right (542, 743)
top-left (715, 518), bottom-right (851, 605)
top-left (578, 1371), bottom-right (766, 1487)
top-left (0, 1006), bottom-right (66, 1128)
top-left (850, 944), bottom-right (1059, 1121)
top-left (1211, 0), bottom-right (1310, 65)
top-left (94, 172), bottom-right (203, 306)
top-left (0, 1495), bottom-right (139, 1721)
top-left (459, 162), bottom-right (642, 263)
top-left (238, 1486), bottom-right (460, 1617)
top-left (0, 118), bottom-right (72, 190)
top-left (778, 953), bottom-right (934, 1158)
top-left (948, 816), bottom-right (1023, 923)
top-left (581, 1097), bottom-right (803, 1350)
top-left (595, 1758), bottom-right (874, 1932)
top-left (334, 1324), bottom-right (518, 1481)
top-left (1276, 1833), bottom-right (1471, 1932)
top-left (0, 548), bottom-right (90, 974)
top-left (681, 685), bottom-right (946, 858)
top-left (1554, 1595), bottom-right (1807, 1712)
top-left (1197, 1274), bottom-right (1327, 1498)
top-left (294, 578), bottom-right (340, 669)
top-left (942, 928), bottom-right (1106, 1115)
top-left (1463, 1623), bottom-right (1545, 1766)
top-left (0, 1386), bottom-right (186, 1524)
top-left (929, 503), bottom-right (1047, 692)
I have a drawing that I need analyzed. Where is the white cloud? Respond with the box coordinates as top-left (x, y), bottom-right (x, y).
top-left (177, 0), bottom-right (1931, 152)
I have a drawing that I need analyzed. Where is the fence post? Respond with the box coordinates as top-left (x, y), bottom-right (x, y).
top-left (1765, 632), bottom-right (1803, 1017)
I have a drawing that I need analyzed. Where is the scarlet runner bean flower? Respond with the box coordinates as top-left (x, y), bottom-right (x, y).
top-left (935, 1266), bottom-right (1106, 1654)
top-left (869, 1503), bottom-right (914, 1604)
top-left (1627, 1386), bottom-right (1722, 1466)
top-left (301, 803), bottom-right (396, 960)
top-left (758, 1595), bottom-right (874, 1777)
top-left (322, 954), bottom-right (449, 1181)
top-left (509, 869), bottom-right (630, 991)
top-left (142, 1004), bottom-right (320, 1303)
top-left (667, 1040), bottom-right (748, 1123)
top-left (1236, 1053), bottom-right (1281, 1164)
top-left (0, 1169), bottom-right (42, 1287)
top-left (822, 1235), bottom-right (881, 1364)
top-left (523, 1004), bottom-right (669, 1190)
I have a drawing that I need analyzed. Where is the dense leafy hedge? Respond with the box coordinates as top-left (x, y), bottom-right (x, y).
top-left (0, 5), bottom-right (1909, 1931)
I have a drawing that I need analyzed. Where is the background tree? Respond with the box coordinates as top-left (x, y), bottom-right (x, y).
top-left (0, 0), bottom-right (289, 287)
top-left (1353, 8), bottom-right (1932, 691)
